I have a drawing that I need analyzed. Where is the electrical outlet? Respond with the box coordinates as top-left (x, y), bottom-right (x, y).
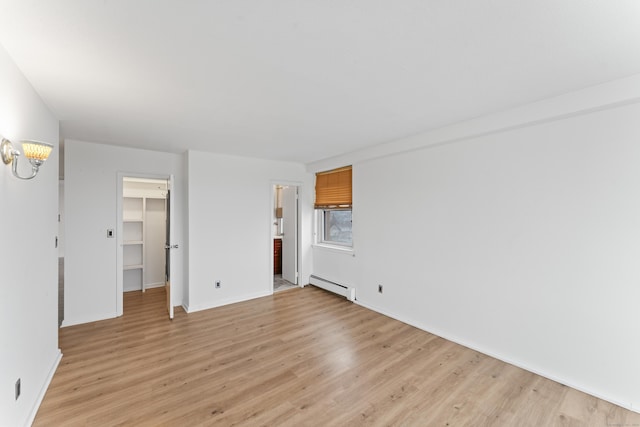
top-left (215, 280), bottom-right (221, 289)
top-left (15, 378), bottom-right (20, 400)
top-left (378, 284), bottom-right (383, 294)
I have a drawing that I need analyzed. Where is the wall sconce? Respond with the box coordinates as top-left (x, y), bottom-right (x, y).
top-left (1, 137), bottom-right (53, 180)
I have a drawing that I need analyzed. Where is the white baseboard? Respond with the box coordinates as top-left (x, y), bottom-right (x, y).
top-left (144, 282), bottom-right (165, 289)
top-left (185, 290), bottom-right (272, 313)
top-left (61, 312), bottom-right (117, 327)
top-left (124, 282), bottom-right (165, 293)
top-left (26, 349), bottom-right (62, 426)
top-left (355, 299), bottom-right (640, 415)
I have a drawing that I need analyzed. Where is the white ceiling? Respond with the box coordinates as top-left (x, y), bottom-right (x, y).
top-left (1, 1), bottom-right (640, 164)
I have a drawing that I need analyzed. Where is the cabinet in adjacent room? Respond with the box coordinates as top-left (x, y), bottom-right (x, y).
top-left (274, 238), bottom-right (282, 275)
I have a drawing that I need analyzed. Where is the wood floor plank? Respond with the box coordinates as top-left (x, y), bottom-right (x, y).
top-left (34, 286), bottom-right (640, 426)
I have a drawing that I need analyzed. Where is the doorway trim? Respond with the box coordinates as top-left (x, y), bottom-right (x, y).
top-left (116, 172), bottom-right (172, 316)
top-left (270, 180), bottom-right (302, 292)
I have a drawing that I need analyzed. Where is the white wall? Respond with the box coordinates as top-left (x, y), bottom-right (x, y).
top-left (183, 153), bottom-right (191, 306)
top-left (185, 151), bottom-right (314, 312)
top-left (0, 44), bottom-right (60, 426)
top-left (312, 245), bottom-right (357, 287)
top-left (310, 77), bottom-right (640, 411)
top-left (64, 140), bottom-right (185, 325)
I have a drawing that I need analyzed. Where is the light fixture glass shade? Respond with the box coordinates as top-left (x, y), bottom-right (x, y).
top-left (21, 141), bottom-right (53, 162)
top-left (1, 138), bottom-right (53, 180)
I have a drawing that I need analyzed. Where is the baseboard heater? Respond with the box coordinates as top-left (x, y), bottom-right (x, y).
top-left (309, 275), bottom-right (355, 302)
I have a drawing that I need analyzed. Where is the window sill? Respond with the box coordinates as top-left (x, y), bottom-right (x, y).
top-left (312, 243), bottom-right (355, 256)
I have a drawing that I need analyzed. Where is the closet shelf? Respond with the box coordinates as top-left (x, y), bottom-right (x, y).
top-left (124, 264), bottom-right (143, 271)
top-left (124, 240), bottom-right (143, 245)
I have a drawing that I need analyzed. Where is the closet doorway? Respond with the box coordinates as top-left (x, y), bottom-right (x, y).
top-left (117, 175), bottom-right (175, 319)
top-left (273, 184), bottom-right (299, 292)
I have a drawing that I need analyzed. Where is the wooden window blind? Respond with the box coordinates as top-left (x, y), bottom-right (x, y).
top-left (315, 166), bottom-right (352, 209)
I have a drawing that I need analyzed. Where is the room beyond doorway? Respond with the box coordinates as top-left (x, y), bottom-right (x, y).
top-left (272, 184), bottom-right (299, 292)
top-left (121, 177), bottom-right (169, 308)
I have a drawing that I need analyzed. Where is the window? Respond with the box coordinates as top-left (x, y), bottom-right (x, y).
top-left (321, 209), bottom-right (352, 245)
top-left (315, 166), bottom-right (352, 247)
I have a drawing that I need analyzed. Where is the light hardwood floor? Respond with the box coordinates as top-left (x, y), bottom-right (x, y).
top-left (35, 286), bottom-right (640, 426)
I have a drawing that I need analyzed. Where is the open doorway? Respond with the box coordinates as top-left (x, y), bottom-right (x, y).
top-left (120, 177), bottom-right (173, 317)
top-left (273, 184), bottom-right (299, 292)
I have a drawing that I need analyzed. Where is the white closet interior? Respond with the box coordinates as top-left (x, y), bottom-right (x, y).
top-left (122, 178), bottom-right (168, 292)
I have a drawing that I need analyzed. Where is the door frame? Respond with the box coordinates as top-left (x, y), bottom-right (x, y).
top-left (116, 172), bottom-right (172, 316)
top-left (270, 181), bottom-right (302, 292)
top-left (165, 176), bottom-right (174, 319)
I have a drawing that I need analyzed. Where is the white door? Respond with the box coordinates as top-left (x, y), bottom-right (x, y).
top-left (281, 186), bottom-right (298, 284)
top-left (165, 176), bottom-right (175, 319)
